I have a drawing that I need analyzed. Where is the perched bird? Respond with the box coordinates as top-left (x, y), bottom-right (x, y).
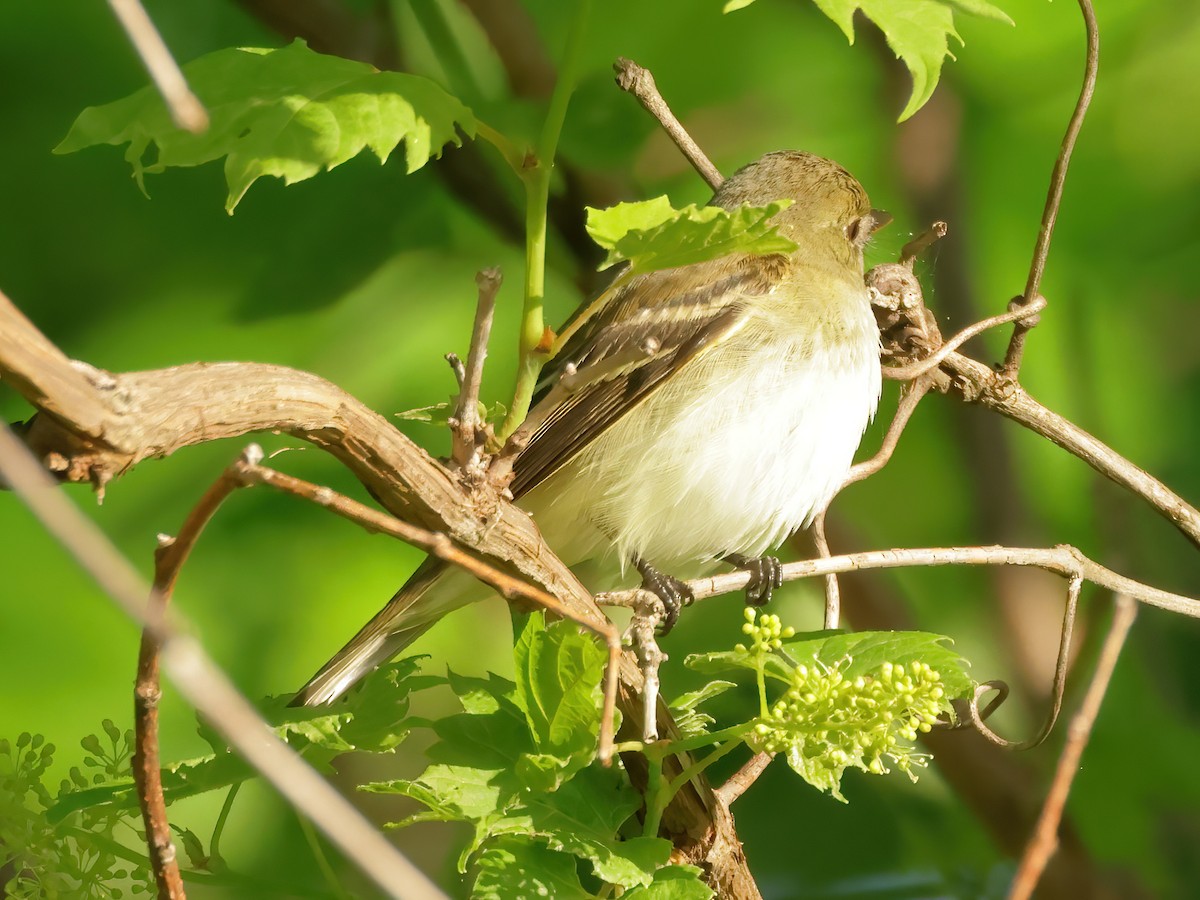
top-left (293, 150), bottom-right (885, 707)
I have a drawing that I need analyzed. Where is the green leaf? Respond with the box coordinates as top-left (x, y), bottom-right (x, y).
top-left (683, 648), bottom-right (794, 683)
top-left (512, 614), bottom-right (607, 776)
top-left (781, 630), bottom-right (974, 700)
top-left (473, 838), bottom-right (592, 900)
top-left (584, 198), bottom-right (797, 274)
top-left (524, 766), bottom-right (672, 888)
top-left (726, 1), bottom-right (1013, 121)
top-left (56, 39), bottom-right (477, 211)
top-left (49, 657), bottom-right (425, 821)
top-left (623, 864), bottom-right (714, 899)
top-left (669, 681), bottom-right (738, 739)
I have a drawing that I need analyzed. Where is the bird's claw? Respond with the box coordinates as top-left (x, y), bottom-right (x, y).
top-left (634, 557), bottom-right (694, 636)
top-left (726, 553), bottom-right (782, 607)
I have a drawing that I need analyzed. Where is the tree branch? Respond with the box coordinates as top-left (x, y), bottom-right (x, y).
top-left (1002, 0), bottom-right (1099, 376)
top-left (0, 424), bottom-right (445, 900)
top-left (1009, 595), bottom-right (1136, 900)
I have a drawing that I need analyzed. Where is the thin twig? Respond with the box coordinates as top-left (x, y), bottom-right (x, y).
top-left (883, 296), bottom-right (1047, 381)
top-left (1002, 0), bottom-right (1099, 376)
top-left (602, 589), bottom-right (666, 743)
top-left (106, 0), bottom-right (208, 133)
top-left (965, 576), bottom-right (1081, 749)
top-left (450, 268), bottom-right (501, 470)
top-left (899, 221), bottom-right (948, 268)
top-left (714, 752), bottom-right (772, 807)
top-left (134, 460), bottom-right (248, 899)
top-left (0, 424), bottom-right (446, 900)
top-left (843, 377), bottom-right (933, 487)
top-left (810, 511), bottom-right (841, 630)
top-left (1008, 595), bottom-right (1136, 900)
top-left (602, 545), bottom-right (1200, 620)
top-left (613, 57), bottom-right (723, 190)
top-left (233, 455), bottom-right (620, 763)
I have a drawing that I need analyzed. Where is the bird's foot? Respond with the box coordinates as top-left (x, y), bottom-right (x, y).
top-left (633, 557), bottom-right (694, 636)
top-left (724, 553), bottom-right (783, 607)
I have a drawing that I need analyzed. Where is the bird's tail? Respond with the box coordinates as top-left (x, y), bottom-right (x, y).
top-left (291, 558), bottom-right (474, 707)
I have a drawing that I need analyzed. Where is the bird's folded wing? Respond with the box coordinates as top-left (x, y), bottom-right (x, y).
top-left (509, 253), bottom-right (791, 499)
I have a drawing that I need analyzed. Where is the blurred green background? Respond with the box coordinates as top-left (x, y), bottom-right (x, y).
top-left (2, 0), bottom-right (1198, 897)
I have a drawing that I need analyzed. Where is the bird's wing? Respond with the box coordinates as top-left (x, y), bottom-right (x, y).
top-left (509, 252), bottom-right (791, 499)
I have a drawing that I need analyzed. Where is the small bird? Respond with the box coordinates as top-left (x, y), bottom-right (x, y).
top-left (293, 150), bottom-right (885, 707)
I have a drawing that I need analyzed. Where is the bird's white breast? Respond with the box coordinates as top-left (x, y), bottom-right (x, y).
top-left (527, 285), bottom-right (881, 579)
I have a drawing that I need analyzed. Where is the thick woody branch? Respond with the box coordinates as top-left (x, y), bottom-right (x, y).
top-left (0, 424), bottom-right (445, 900)
top-left (0, 290), bottom-right (750, 894)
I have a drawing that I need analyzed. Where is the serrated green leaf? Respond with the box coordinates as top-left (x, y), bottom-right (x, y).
top-left (512, 614), bottom-right (607, 772)
top-left (683, 649), bottom-right (794, 682)
top-left (585, 198), bottom-right (797, 274)
top-left (56, 39), bottom-right (477, 211)
top-left (623, 864), bottom-right (714, 899)
top-left (670, 681), bottom-right (739, 712)
top-left (49, 659), bottom-right (424, 821)
top-left (669, 680), bottom-right (738, 739)
top-left (728, 1), bottom-right (1011, 121)
top-left (473, 838), bottom-right (592, 900)
top-left (781, 630), bottom-right (974, 700)
top-left (524, 767), bottom-right (672, 888)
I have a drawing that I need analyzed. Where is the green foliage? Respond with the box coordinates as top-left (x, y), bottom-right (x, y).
top-left (1, 728), bottom-right (154, 898)
top-left (585, 197), bottom-right (797, 274)
top-left (55, 39), bottom-right (477, 211)
top-left (725, 0), bottom-right (1013, 120)
top-left (49, 657), bottom-right (421, 822)
top-left (364, 616), bottom-right (690, 897)
top-left (684, 610), bottom-right (972, 801)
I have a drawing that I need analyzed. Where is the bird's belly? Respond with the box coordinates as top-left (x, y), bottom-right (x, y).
top-left (529, 330), bottom-right (880, 576)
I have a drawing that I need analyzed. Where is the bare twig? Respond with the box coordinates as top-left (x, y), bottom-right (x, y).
top-left (450, 268), bottom-right (502, 470)
top-left (0, 423), bottom-right (446, 900)
top-left (1002, 0), bottom-right (1099, 375)
top-left (899, 220), bottom-right (948, 268)
top-left (602, 589), bottom-right (666, 743)
top-left (810, 511), bottom-right (841, 630)
top-left (965, 576), bottom-right (1081, 749)
top-left (134, 460), bottom-right (249, 899)
top-left (613, 57), bottom-right (723, 190)
top-left (843, 377), bottom-right (933, 487)
top-left (233, 455), bottom-right (619, 763)
top-left (715, 752), bottom-right (773, 806)
top-left (1008, 595), bottom-right (1136, 900)
top-left (602, 545), bottom-right (1200, 620)
top-left (106, 0), bottom-right (208, 133)
top-left (934, 349), bottom-right (1200, 552)
top-left (882, 296), bottom-right (1047, 381)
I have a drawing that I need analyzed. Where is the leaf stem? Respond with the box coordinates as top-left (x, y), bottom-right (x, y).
top-left (498, 0), bottom-right (593, 439)
top-left (299, 812), bottom-right (354, 900)
top-left (209, 782), bottom-right (240, 863)
top-left (642, 754), bottom-right (666, 837)
top-left (664, 739), bottom-right (744, 802)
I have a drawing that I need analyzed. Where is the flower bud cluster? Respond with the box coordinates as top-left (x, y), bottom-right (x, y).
top-left (745, 643), bottom-right (945, 800)
top-left (735, 606), bottom-right (795, 656)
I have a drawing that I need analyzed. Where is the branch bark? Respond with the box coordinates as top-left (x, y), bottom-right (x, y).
top-left (0, 288), bottom-right (754, 896)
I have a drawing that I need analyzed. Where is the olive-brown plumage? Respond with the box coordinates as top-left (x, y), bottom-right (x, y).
top-left (294, 151), bottom-right (883, 707)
